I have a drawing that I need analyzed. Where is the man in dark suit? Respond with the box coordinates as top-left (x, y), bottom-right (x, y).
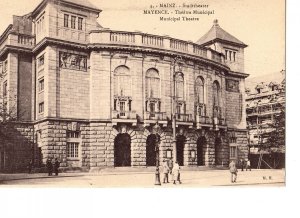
top-left (54, 158), bottom-right (60, 176)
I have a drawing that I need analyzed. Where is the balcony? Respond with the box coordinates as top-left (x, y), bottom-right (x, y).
top-left (89, 29), bottom-right (225, 66)
top-left (0, 32), bottom-right (35, 55)
top-left (196, 116), bottom-right (213, 129)
top-left (213, 117), bottom-right (227, 130)
top-left (144, 111), bottom-right (168, 127)
top-left (112, 110), bottom-right (137, 126)
top-left (175, 113), bottom-right (193, 127)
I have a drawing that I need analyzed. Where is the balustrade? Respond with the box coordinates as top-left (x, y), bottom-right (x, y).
top-left (142, 35), bottom-right (163, 47)
top-left (89, 30), bottom-right (224, 64)
top-left (145, 111), bottom-right (166, 120)
top-left (112, 110), bottom-right (136, 119)
top-left (110, 32), bottom-right (135, 43)
top-left (170, 39), bottom-right (188, 52)
top-left (175, 113), bottom-right (193, 122)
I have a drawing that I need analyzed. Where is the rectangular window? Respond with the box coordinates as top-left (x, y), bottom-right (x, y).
top-left (128, 100), bottom-right (132, 111)
top-left (38, 55), bottom-right (44, 67)
top-left (37, 21), bottom-right (40, 34)
top-left (176, 105), bottom-right (181, 114)
top-left (78, 17), bottom-right (83, 30)
top-left (120, 101), bottom-right (125, 111)
top-left (225, 49), bottom-right (237, 62)
top-left (114, 99), bottom-right (117, 110)
top-left (67, 142), bottom-right (79, 158)
top-left (38, 78), bottom-right (44, 92)
top-left (230, 146), bottom-right (237, 159)
top-left (120, 101), bottom-right (125, 116)
top-left (67, 131), bottom-right (80, 138)
top-left (3, 81), bottom-right (7, 97)
top-left (230, 137), bottom-right (237, 143)
top-left (64, 14), bottom-right (69, 27)
top-left (38, 102), bottom-right (44, 113)
top-left (41, 17), bottom-right (44, 32)
top-left (3, 102), bottom-right (7, 113)
top-left (150, 102), bottom-right (155, 117)
top-left (71, 16), bottom-right (76, 29)
top-left (3, 61), bottom-right (7, 73)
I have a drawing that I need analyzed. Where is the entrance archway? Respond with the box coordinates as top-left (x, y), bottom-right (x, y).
top-left (114, 133), bottom-right (131, 167)
top-left (215, 137), bottom-right (222, 165)
top-left (176, 135), bottom-right (186, 166)
top-left (197, 136), bottom-right (207, 166)
top-left (146, 134), bottom-right (160, 166)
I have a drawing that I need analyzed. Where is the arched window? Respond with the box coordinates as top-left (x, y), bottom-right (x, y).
top-left (212, 81), bottom-right (220, 106)
top-left (114, 66), bottom-right (131, 96)
top-left (195, 77), bottom-right (204, 104)
top-left (175, 72), bottom-right (184, 100)
top-left (145, 68), bottom-right (160, 98)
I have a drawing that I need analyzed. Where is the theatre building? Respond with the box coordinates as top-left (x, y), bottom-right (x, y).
top-left (0, 0), bottom-right (249, 172)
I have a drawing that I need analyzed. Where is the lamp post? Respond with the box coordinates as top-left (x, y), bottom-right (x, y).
top-left (171, 56), bottom-right (182, 166)
top-left (154, 132), bottom-right (161, 185)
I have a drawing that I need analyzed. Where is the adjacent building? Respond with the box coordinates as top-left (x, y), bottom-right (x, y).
top-left (246, 71), bottom-right (285, 152)
top-left (0, 0), bottom-right (249, 172)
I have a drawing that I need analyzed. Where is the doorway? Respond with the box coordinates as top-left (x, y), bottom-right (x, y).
top-left (146, 134), bottom-right (160, 166)
top-left (176, 135), bottom-right (186, 166)
top-left (114, 133), bottom-right (131, 167)
top-left (215, 137), bottom-right (222, 165)
top-left (197, 136), bottom-right (207, 166)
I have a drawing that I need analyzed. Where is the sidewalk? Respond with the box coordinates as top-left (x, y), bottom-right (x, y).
top-left (0, 168), bottom-right (285, 187)
top-left (0, 165), bottom-right (226, 181)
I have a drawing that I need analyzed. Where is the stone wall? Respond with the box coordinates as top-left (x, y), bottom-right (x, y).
top-left (0, 120), bottom-right (246, 172)
top-left (226, 91), bottom-right (243, 128)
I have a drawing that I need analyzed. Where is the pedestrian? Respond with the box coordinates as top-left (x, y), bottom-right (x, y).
top-left (172, 161), bottom-right (182, 184)
top-left (162, 159), bottom-right (170, 183)
top-left (46, 158), bottom-right (53, 176)
top-left (240, 159), bottom-right (244, 171)
top-left (246, 159), bottom-right (251, 171)
top-left (229, 160), bottom-right (238, 183)
top-left (28, 160), bottom-right (33, 174)
top-left (54, 158), bottom-right (60, 176)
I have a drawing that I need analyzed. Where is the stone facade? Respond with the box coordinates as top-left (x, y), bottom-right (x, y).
top-left (0, 0), bottom-right (249, 172)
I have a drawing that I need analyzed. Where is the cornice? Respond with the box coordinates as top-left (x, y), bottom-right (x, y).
top-left (32, 0), bottom-right (48, 18)
top-left (88, 43), bottom-right (230, 72)
top-left (33, 37), bottom-right (88, 54)
top-left (60, 0), bottom-right (102, 14)
top-left (0, 24), bottom-right (13, 45)
top-left (227, 70), bottom-right (249, 78)
top-left (201, 38), bottom-right (248, 49)
top-left (0, 45), bottom-right (32, 59)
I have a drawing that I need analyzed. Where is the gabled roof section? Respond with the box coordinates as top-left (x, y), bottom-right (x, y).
top-left (196, 20), bottom-right (247, 48)
top-left (62, 0), bottom-right (101, 12)
top-left (32, 0), bottom-right (101, 17)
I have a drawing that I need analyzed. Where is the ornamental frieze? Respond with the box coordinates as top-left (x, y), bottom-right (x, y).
top-left (59, 52), bottom-right (87, 71)
top-left (226, 79), bottom-right (239, 92)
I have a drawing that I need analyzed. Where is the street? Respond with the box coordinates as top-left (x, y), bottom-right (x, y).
top-left (0, 168), bottom-right (285, 187)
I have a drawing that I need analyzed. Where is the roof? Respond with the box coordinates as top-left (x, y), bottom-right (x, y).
top-left (245, 71), bottom-right (285, 92)
top-left (32, 0), bottom-right (101, 17)
top-left (196, 20), bottom-right (247, 48)
top-left (61, 0), bottom-right (100, 12)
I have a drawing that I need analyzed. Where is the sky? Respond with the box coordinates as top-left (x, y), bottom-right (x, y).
top-left (0, 0), bottom-right (285, 78)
